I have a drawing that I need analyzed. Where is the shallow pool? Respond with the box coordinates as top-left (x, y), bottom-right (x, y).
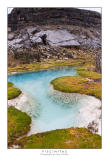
top-left (8, 67), bottom-right (101, 135)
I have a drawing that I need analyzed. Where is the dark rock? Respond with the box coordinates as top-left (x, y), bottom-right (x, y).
top-left (87, 121), bottom-right (98, 133)
top-left (8, 8), bottom-right (101, 32)
top-left (67, 53), bottom-right (74, 58)
top-left (8, 8), bottom-right (101, 68)
top-left (40, 34), bottom-right (48, 45)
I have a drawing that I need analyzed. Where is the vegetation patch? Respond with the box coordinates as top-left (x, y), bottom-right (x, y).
top-left (8, 82), bottom-right (14, 87)
top-left (77, 71), bottom-right (101, 80)
top-left (8, 59), bottom-right (83, 73)
top-left (75, 64), bottom-right (95, 72)
top-left (8, 50), bottom-right (95, 73)
top-left (51, 76), bottom-right (101, 99)
top-left (15, 127), bottom-right (101, 149)
top-left (8, 82), bottom-right (22, 100)
top-left (8, 107), bottom-right (31, 146)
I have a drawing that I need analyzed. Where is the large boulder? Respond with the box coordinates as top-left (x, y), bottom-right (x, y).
top-left (30, 30), bottom-right (80, 47)
top-left (8, 33), bottom-right (15, 40)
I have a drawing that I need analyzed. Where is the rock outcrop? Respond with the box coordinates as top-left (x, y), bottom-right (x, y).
top-left (8, 8), bottom-right (101, 72)
top-left (8, 8), bottom-right (101, 49)
top-left (8, 8), bottom-right (101, 31)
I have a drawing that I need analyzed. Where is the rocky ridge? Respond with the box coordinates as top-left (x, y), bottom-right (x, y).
top-left (8, 8), bottom-right (101, 31)
top-left (8, 8), bottom-right (101, 72)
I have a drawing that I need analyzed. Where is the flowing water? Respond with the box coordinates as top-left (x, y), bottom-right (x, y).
top-left (8, 67), bottom-right (101, 135)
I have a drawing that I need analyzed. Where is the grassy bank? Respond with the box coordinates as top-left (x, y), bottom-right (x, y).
top-left (8, 82), bottom-right (22, 100)
top-left (15, 127), bottom-right (101, 149)
top-left (77, 71), bottom-right (101, 79)
top-left (8, 49), bottom-right (95, 73)
top-left (8, 107), bottom-right (31, 146)
top-left (51, 76), bottom-right (101, 99)
top-left (8, 59), bottom-right (83, 73)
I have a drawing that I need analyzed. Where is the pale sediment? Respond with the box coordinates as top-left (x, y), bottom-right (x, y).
top-left (27, 120), bottom-right (38, 136)
top-left (8, 72), bottom-right (18, 76)
top-left (48, 84), bottom-right (101, 135)
top-left (8, 92), bottom-right (39, 118)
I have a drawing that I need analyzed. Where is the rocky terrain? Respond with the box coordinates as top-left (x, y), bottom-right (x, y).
top-left (8, 8), bottom-right (101, 72)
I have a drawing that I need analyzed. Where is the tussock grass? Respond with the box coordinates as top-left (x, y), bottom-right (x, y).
top-left (51, 76), bottom-right (101, 99)
top-left (78, 71), bottom-right (101, 79)
top-left (8, 107), bottom-right (31, 146)
top-left (15, 127), bottom-right (101, 149)
top-left (8, 82), bottom-right (21, 100)
top-left (8, 82), bottom-right (14, 87)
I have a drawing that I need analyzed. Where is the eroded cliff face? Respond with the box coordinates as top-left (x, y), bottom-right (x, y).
top-left (8, 8), bottom-right (101, 72)
top-left (8, 8), bottom-right (101, 31)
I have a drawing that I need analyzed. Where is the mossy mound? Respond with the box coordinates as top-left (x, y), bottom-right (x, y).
top-left (8, 82), bottom-right (14, 87)
top-left (51, 76), bottom-right (101, 99)
top-left (8, 82), bottom-right (22, 100)
top-left (8, 107), bottom-right (31, 146)
top-left (77, 71), bottom-right (101, 79)
top-left (15, 127), bottom-right (101, 149)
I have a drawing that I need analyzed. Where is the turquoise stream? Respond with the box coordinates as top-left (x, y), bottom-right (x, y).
top-left (8, 67), bottom-right (85, 134)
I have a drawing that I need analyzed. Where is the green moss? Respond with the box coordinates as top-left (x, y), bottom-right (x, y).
top-left (8, 59), bottom-right (88, 73)
top-left (76, 67), bottom-right (86, 71)
top-left (75, 62), bottom-right (96, 72)
top-left (8, 107), bottom-right (31, 146)
top-left (8, 82), bottom-right (14, 87)
top-left (8, 86), bottom-right (21, 100)
top-left (8, 82), bottom-right (22, 100)
top-left (78, 71), bottom-right (101, 79)
top-left (51, 76), bottom-right (101, 99)
top-left (15, 127), bottom-right (101, 149)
